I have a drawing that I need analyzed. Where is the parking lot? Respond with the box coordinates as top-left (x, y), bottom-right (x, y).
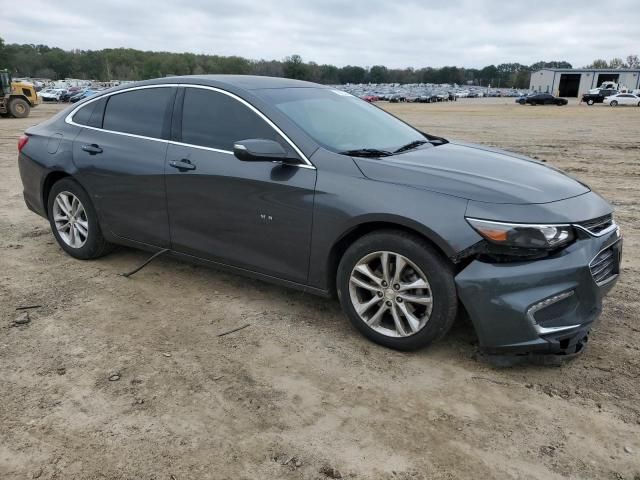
top-left (1, 99), bottom-right (638, 479)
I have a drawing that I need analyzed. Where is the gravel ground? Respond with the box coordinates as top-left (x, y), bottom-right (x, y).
top-left (1, 99), bottom-right (638, 480)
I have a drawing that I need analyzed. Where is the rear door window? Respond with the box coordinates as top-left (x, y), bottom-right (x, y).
top-left (180, 87), bottom-right (285, 151)
top-left (103, 87), bottom-right (175, 139)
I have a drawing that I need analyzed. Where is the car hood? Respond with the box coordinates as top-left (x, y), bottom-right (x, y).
top-left (353, 141), bottom-right (590, 204)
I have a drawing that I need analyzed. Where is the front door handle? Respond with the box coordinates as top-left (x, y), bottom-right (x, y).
top-left (81, 144), bottom-right (103, 155)
top-left (169, 159), bottom-right (196, 171)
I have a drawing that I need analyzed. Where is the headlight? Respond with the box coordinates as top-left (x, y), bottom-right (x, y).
top-left (466, 218), bottom-right (575, 249)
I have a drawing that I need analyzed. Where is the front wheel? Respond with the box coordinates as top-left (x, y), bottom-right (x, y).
top-left (337, 231), bottom-right (457, 351)
top-left (47, 177), bottom-right (113, 259)
top-left (610, 100), bottom-right (618, 107)
top-left (587, 99), bottom-right (594, 106)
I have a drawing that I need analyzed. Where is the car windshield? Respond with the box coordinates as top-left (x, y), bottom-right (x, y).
top-left (259, 87), bottom-right (426, 154)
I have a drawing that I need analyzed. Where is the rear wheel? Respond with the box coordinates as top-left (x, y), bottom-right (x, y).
top-left (8, 98), bottom-right (30, 118)
top-left (610, 100), bottom-right (618, 107)
top-left (337, 230), bottom-right (457, 351)
top-left (47, 178), bottom-right (113, 259)
top-left (587, 99), bottom-right (594, 106)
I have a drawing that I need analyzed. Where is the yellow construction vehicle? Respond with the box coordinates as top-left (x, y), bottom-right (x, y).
top-left (0, 69), bottom-right (40, 118)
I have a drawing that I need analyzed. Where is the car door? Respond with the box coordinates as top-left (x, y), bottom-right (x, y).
top-left (71, 86), bottom-right (176, 248)
top-left (165, 86), bottom-right (317, 284)
top-left (620, 94), bottom-right (633, 105)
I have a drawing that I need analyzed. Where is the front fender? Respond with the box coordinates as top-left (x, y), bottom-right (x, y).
top-left (306, 163), bottom-right (482, 291)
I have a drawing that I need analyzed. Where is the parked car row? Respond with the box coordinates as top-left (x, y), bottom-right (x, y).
top-left (515, 88), bottom-right (640, 108)
top-left (333, 83), bottom-right (530, 104)
top-left (581, 83), bottom-right (640, 107)
top-left (38, 86), bottom-right (105, 103)
top-left (603, 93), bottom-right (640, 107)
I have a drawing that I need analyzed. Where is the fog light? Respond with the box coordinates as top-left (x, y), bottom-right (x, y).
top-left (526, 291), bottom-right (581, 335)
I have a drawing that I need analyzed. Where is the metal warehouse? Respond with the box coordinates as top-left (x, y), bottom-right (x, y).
top-left (530, 68), bottom-right (640, 97)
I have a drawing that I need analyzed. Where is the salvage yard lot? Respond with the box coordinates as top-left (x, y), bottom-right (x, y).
top-left (1, 99), bottom-right (639, 479)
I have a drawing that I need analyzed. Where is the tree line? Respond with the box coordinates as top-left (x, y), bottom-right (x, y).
top-left (586, 55), bottom-right (639, 69)
top-left (1, 37), bottom-right (633, 87)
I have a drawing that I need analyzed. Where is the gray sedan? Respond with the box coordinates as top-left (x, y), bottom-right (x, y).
top-left (17, 75), bottom-right (621, 354)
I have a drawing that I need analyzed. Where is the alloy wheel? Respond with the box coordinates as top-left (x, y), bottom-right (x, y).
top-left (349, 251), bottom-right (433, 338)
top-left (52, 191), bottom-right (89, 248)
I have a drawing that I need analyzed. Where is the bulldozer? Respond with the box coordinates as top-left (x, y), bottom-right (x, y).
top-left (0, 69), bottom-right (40, 118)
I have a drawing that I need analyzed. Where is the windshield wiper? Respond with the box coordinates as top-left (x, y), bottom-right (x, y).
top-left (339, 148), bottom-right (393, 158)
top-left (420, 131), bottom-right (448, 146)
top-left (393, 140), bottom-right (428, 154)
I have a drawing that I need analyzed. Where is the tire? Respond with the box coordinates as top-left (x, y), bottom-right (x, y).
top-left (587, 99), bottom-right (594, 106)
top-left (8, 98), bottom-right (30, 118)
top-left (610, 101), bottom-right (618, 107)
top-left (47, 177), bottom-right (113, 259)
top-left (336, 230), bottom-right (457, 351)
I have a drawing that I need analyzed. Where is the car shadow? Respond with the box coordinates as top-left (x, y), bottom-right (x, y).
top-left (107, 246), bottom-right (573, 369)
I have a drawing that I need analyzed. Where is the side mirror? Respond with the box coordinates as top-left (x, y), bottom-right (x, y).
top-left (233, 139), bottom-right (289, 162)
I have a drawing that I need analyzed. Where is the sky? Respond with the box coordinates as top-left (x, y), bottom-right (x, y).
top-left (2, 0), bottom-right (638, 69)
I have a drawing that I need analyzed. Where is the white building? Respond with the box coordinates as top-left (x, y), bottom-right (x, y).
top-left (529, 68), bottom-right (640, 97)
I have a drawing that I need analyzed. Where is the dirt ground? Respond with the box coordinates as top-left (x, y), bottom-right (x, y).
top-left (1, 99), bottom-right (639, 480)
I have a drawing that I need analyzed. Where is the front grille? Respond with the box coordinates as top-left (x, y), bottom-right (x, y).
top-left (577, 214), bottom-right (614, 235)
top-left (589, 245), bottom-right (619, 285)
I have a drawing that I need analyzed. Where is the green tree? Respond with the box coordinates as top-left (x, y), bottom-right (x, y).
top-left (0, 37), bottom-right (7, 67)
top-left (587, 59), bottom-right (609, 68)
top-left (338, 65), bottom-right (366, 84)
top-left (368, 65), bottom-right (388, 83)
top-left (283, 54), bottom-right (307, 79)
top-left (0, 37), bottom-right (585, 87)
top-left (609, 58), bottom-right (625, 69)
top-left (317, 64), bottom-right (339, 84)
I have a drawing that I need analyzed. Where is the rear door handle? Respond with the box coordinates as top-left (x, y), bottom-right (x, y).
top-left (81, 144), bottom-right (103, 155)
top-left (169, 159), bottom-right (196, 171)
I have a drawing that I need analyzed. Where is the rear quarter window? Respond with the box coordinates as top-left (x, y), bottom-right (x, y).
top-left (87, 98), bottom-right (107, 128)
top-left (72, 102), bottom-right (97, 125)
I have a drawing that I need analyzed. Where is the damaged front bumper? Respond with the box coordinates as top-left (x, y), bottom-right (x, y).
top-left (455, 224), bottom-right (621, 355)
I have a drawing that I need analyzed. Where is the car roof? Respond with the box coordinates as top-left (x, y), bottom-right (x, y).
top-left (124, 75), bottom-right (327, 92)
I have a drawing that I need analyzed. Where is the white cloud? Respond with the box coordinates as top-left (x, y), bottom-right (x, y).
top-left (3, 0), bottom-right (639, 68)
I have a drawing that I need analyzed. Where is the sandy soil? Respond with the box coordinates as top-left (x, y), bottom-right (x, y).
top-left (1, 99), bottom-right (638, 480)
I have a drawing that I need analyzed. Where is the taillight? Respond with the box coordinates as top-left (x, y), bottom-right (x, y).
top-left (18, 134), bottom-right (29, 152)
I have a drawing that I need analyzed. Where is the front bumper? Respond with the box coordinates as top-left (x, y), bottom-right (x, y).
top-left (455, 226), bottom-right (621, 355)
